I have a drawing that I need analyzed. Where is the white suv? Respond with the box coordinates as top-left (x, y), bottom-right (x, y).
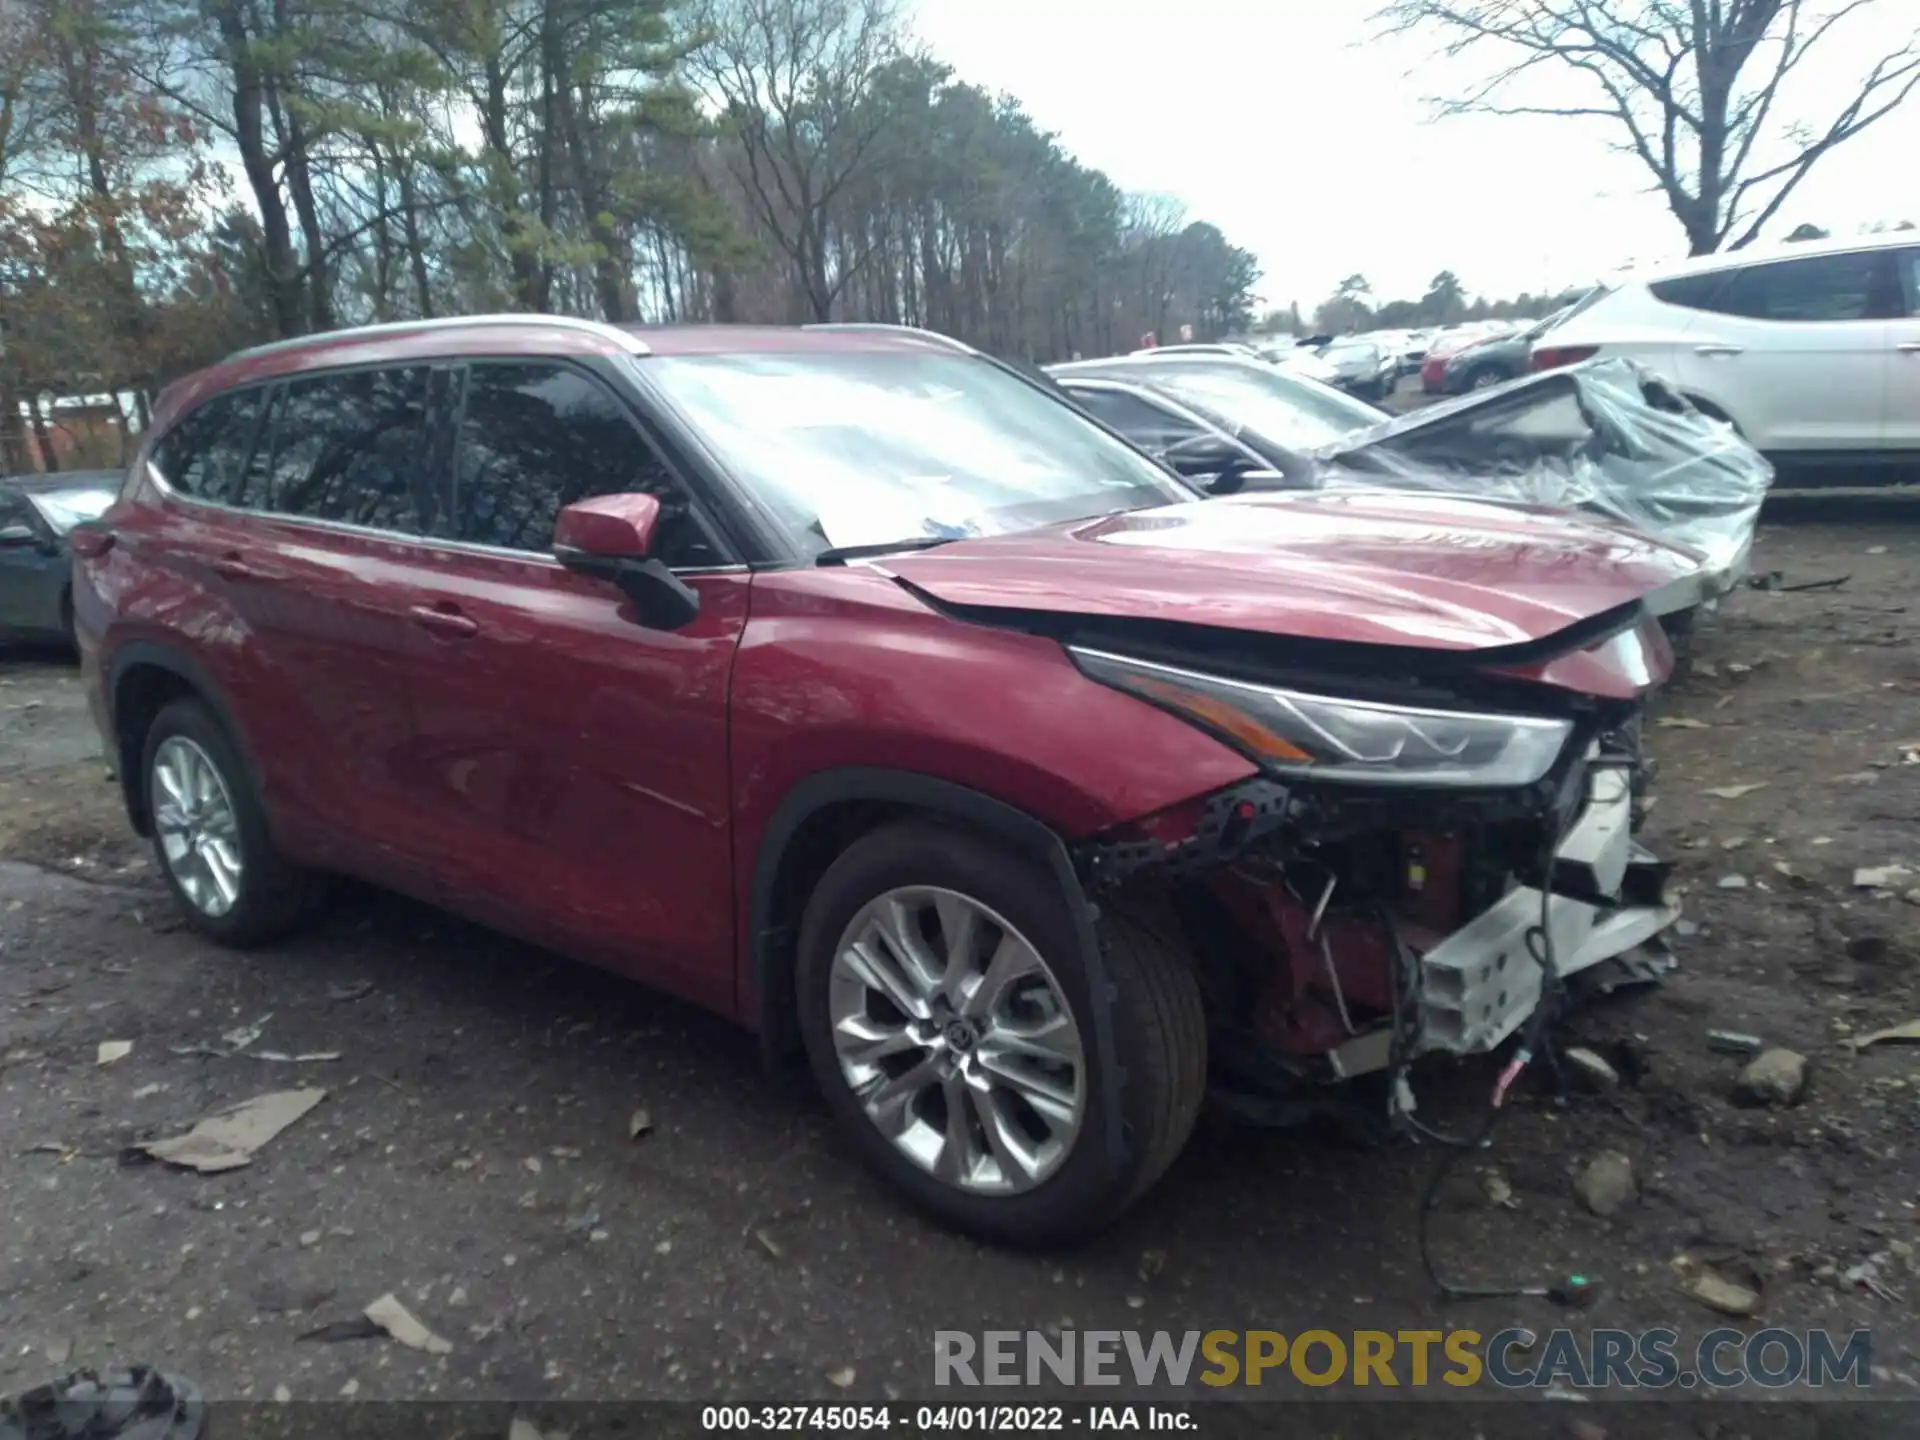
top-left (1534, 234), bottom-right (1920, 474)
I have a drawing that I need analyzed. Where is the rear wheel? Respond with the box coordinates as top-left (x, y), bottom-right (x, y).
top-left (1466, 365), bottom-right (1505, 390)
top-left (795, 820), bottom-right (1206, 1245)
top-left (142, 698), bottom-right (323, 946)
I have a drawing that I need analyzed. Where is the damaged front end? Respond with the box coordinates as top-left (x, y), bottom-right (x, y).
top-left (1065, 610), bottom-right (1678, 1122)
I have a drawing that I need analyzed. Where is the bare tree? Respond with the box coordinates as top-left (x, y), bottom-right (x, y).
top-left (687, 0), bottom-right (901, 321)
top-left (1377, 0), bottom-right (1920, 253)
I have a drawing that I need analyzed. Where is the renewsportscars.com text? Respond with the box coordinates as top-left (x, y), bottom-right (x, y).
top-left (933, 1328), bottom-right (1873, 1391)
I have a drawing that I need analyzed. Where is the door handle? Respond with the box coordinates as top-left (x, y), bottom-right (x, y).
top-left (409, 604), bottom-right (479, 639)
top-left (1897, 342), bottom-right (1920, 354)
top-left (1693, 344), bottom-right (1745, 357)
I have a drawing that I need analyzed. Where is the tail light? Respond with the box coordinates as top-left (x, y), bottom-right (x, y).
top-left (1532, 344), bottom-right (1599, 372)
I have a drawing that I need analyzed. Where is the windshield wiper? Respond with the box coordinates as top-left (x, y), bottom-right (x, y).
top-left (812, 537), bottom-right (958, 566)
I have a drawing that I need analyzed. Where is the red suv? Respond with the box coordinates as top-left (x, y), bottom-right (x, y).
top-left (75, 318), bottom-right (1687, 1242)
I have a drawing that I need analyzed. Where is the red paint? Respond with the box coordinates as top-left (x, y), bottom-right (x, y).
top-left (554, 493), bottom-right (661, 557)
top-left (1533, 344), bottom-right (1602, 373)
top-left (885, 491), bottom-right (1701, 654)
top-left (80, 319), bottom-right (1679, 1045)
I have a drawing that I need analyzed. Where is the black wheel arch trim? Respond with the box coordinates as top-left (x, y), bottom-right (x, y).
top-left (749, 766), bottom-right (1128, 1178)
top-left (104, 641), bottom-right (261, 836)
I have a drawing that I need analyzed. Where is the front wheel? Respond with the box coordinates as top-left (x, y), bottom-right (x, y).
top-left (795, 821), bottom-right (1207, 1245)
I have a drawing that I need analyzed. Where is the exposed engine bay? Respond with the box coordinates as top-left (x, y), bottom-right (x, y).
top-left (1065, 628), bottom-right (1678, 1124)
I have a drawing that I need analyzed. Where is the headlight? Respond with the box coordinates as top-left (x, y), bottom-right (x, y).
top-left (1071, 648), bottom-right (1572, 788)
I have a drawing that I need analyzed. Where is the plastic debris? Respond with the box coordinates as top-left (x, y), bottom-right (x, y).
top-left (96, 1041), bottom-right (132, 1066)
top-left (363, 1293), bottom-right (453, 1355)
top-left (1844, 1253), bottom-right (1905, 1303)
top-left (220, 1016), bottom-right (271, 1052)
top-left (1845, 1019), bottom-right (1920, 1052)
top-left (1702, 783), bottom-right (1767, 799)
top-left (1855, 865), bottom-right (1915, 890)
top-left (139, 1088), bottom-right (326, 1174)
top-left (628, 1108), bottom-right (653, 1141)
top-left (1707, 1030), bottom-right (1764, 1057)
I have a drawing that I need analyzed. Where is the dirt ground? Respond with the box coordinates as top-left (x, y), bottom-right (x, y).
top-left (3, 514), bottom-right (1920, 1432)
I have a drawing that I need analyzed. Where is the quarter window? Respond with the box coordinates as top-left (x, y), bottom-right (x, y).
top-left (150, 390), bottom-right (265, 505)
top-left (451, 362), bottom-right (721, 568)
top-left (1898, 247), bottom-right (1920, 317)
top-left (262, 367), bottom-right (433, 531)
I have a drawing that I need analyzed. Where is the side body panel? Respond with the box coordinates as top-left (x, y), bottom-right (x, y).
top-left (398, 557), bottom-right (748, 1014)
top-left (727, 568), bottom-right (1260, 1018)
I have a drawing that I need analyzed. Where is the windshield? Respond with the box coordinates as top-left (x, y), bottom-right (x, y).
top-left (644, 351), bottom-right (1191, 556)
top-left (1120, 359), bottom-right (1384, 450)
top-left (28, 486), bottom-right (116, 533)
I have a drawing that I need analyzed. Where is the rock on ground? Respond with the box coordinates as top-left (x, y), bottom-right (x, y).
top-left (1574, 1152), bottom-right (1637, 1217)
top-left (1734, 1048), bottom-right (1808, 1107)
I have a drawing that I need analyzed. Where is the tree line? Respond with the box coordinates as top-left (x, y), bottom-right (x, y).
top-left (1290, 269), bottom-right (1582, 336)
top-left (0, 0), bottom-right (1262, 471)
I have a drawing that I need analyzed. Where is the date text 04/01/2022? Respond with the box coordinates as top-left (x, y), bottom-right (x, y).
top-left (699, 1404), bottom-right (1196, 1431)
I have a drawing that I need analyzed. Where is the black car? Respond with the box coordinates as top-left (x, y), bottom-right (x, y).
top-left (0, 471), bottom-right (120, 647)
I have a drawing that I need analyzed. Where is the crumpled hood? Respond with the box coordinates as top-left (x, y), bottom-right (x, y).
top-left (883, 491), bottom-right (1701, 654)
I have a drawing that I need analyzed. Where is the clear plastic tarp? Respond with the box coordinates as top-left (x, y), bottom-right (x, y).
top-left (1313, 360), bottom-right (1773, 593)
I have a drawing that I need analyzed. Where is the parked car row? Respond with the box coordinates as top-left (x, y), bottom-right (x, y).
top-left (65, 314), bottom-right (1757, 1245)
top-left (1048, 349), bottom-right (1768, 627)
top-left (0, 471), bottom-right (119, 646)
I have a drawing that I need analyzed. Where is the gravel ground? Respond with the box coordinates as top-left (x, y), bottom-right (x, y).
top-left (3, 517), bottom-right (1920, 1434)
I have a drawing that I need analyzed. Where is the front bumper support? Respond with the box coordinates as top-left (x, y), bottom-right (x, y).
top-left (1418, 762), bottom-right (1674, 1057)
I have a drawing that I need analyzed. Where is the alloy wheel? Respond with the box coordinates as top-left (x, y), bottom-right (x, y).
top-left (151, 735), bottom-right (245, 918)
top-left (827, 886), bottom-right (1086, 1195)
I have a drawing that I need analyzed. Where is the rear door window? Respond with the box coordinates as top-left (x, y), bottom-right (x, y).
top-left (1667, 250), bottom-right (1889, 322)
top-left (450, 362), bottom-right (723, 568)
top-left (150, 390), bottom-right (266, 505)
top-left (261, 367), bottom-right (434, 532)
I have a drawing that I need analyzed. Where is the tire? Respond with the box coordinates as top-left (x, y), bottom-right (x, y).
top-left (141, 697), bottom-right (323, 946)
top-left (795, 820), bottom-right (1207, 1245)
top-left (1465, 366), bottom-right (1505, 391)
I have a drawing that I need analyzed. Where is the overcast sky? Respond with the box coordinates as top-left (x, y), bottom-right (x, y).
top-left (912, 0), bottom-right (1920, 314)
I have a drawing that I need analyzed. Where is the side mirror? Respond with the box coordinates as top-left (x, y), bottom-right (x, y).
top-left (553, 494), bottom-right (700, 630)
top-left (0, 523), bottom-right (42, 549)
top-left (1162, 432), bottom-right (1256, 482)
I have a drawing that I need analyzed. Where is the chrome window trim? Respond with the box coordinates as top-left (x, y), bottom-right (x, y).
top-left (231, 313), bottom-right (651, 363)
top-left (143, 461), bottom-right (747, 577)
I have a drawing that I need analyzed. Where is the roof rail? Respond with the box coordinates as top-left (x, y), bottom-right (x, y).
top-left (800, 322), bottom-right (976, 355)
top-left (231, 313), bottom-right (651, 362)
